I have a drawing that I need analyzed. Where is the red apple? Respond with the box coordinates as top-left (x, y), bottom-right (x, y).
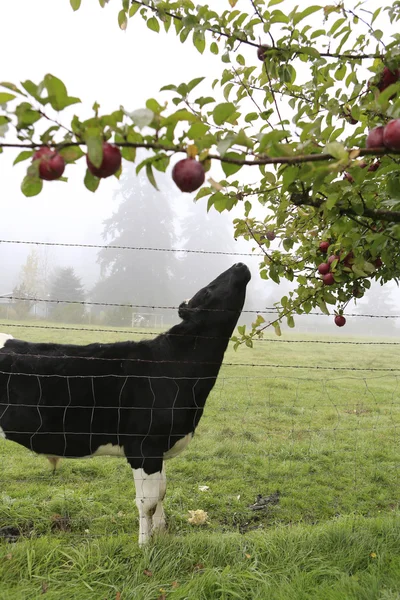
top-left (342, 251), bottom-right (354, 267)
top-left (368, 160), bottom-right (381, 172)
top-left (266, 230), bottom-right (276, 241)
top-left (257, 45), bottom-right (270, 61)
top-left (319, 241), bottom-right (330, 253)
top-left (33, 147), bottom-right (65, 181)
top-left (322, 273), bottom-right (335, 285)
top-left (343, 172), bottom-right (354, 183)
top-left (86, 142), bottom-right (121, 178)
top-left (352, 287), bottom-right (363, 298)
top-left (327, 254), bottom-right (340, 266)
top-left (317, 263), bottom-right (330, 275)
top-left (383, 119), bottom-right (400, 151)
top-left (33, 147), bottom-right (54, 160)
top-left (377, 67), bottom-right (400, 92)
top-left (366, 126), bottom-right (385, 148)
top-left (172, 158), bottom-right (205, 193)
top-left (374, 257), bottom-right (383, 268)
top-left (334, 315), bottom-right (346, 327)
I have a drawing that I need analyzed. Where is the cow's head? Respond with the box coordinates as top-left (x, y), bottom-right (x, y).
top-left (178, 263), bottom-right (251, 334)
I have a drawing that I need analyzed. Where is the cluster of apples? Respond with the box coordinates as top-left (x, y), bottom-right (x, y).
top-left (32, 142), bottom-right (205, 194)
top-left (316, 241), bottom-right (355, 287)
top-left (316, 240), bottom-right (382, 327)
top-left (32, 142), bottom-right (122, 181)
top-left (366, 120), bottom-right (400, 151)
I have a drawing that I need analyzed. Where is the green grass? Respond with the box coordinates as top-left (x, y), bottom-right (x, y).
top-left (1, 319), bottom-right (400, 598)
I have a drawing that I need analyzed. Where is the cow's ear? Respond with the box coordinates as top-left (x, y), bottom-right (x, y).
top-left (178, 301), bottom-right (191, 320)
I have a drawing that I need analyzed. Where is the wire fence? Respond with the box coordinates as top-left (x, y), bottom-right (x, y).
top-left (1, 236), bottom-right (399, 543)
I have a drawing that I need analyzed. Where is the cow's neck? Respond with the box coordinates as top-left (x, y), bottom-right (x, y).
top-left (164, 323), bottom-right (230, 363)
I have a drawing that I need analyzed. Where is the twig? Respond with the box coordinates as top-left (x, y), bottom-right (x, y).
top-left (292, 194), bottom-right (400, 224)
top-left (130, 0), bottom-right (383, 60)
top-left (1, 141), bottom-right (399, 166)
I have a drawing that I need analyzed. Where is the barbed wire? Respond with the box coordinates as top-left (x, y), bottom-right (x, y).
top-left (2, 321), bottom-right (400, 345)
top-left (4, 295), bottom-right (400, 318)
top-left (0, 238), bottom-right (262, 257)
top-left (0, 360), bottom-right (399, 372)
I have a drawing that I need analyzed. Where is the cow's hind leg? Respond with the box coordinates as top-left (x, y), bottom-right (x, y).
top-left (133, 466), bottom-right (165, 546)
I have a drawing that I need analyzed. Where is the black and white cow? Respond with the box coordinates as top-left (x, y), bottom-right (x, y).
top-left (0, 263), bottom-right (250, 545)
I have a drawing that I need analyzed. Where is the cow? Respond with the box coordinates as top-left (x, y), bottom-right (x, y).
top-left (0, 263), bottom-right (250, 545)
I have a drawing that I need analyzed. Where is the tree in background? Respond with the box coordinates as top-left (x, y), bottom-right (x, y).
top-left (49, 267), bottom-right (86, 323)
top-left (11, 249), bottom-right (53, 319)
top-left (91, 170), bottom-right (178, 325)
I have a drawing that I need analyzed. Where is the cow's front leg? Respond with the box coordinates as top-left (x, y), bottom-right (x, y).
top-left (152, 463), bottom-right (166, 533)
top-left (133, 466), bottom-right (165, 546)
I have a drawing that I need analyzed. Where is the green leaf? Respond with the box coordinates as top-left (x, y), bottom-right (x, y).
top-left (129, 3), bottom-right (140, 16)
top-left (217, 133), bottom-right (236, 156)
top-left (287, 315), bottom-right (295, 328)
top-left (160, 84), bottom-right (177, 92)
top-left (235, 129), bottom-right (254, 149)
top-left (121, 146), bottom-right (136, 162)
top-left (21, 80), bottom-right (44, 102)
top-left (193, 30), bottom-right (206, 54)
top-left (334, 63), bottom-right (346, 81)
top-left (187, 77), bottom-right (205, 93)
top-left (293, 6), bottom-right (321, 25)
top-left (213, 102), bottom-right (236, 126)
top-left (147, 17), bottom-right (160, 32)
top-left (21, 175), bottom-right (43, 197)
top-left (221, 153), bottom-right (244, 177)
top-left (118, 9), bottom-right (128, 29)
top-left (387, 174), bottom-right (400, 200)
top-left (127, 108), bottom-right (154, 129)
top-left (70, 0), bottom-right (81, 10)
top-left (187, 122), bottom-right (209, 138)
top-left (210, 42), bottom-right (219, 55)
top-left (245, 112), bottom-right (258, 123)
top-left (0, 82), bottom-right (26, 96)
top-left (13, 150), bottom-right (34, 165)
top-left (85, 132), bottom-right (103, 168)
top-left (15, 102), bottom-right (41, 129)
top-left (84, 169), bottom-right (100, 192)
top-left (58, 146), bottom-right (85, 163)
top-left (194, 96), bottom-right (215, 108)
top-left (317, 297), bottom-right (330, 315)
top-left (0, 92), bottom-right (15, 104)
top-left (269, 0), bottom-right (283, 5)
top-left (324, 142), bottom-right (348, 160)
top-left (272, 321), bottom-right (282, 336)
top-left (146, 163), bottom-right (159, 190)
top-left (43, 74), bottom-right (80, 110)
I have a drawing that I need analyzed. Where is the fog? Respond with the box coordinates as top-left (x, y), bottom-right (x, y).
top-left (0, 0), bottom-right (398, 337)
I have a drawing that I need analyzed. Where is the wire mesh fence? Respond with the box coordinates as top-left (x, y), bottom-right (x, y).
top-left (1, 237), bottom-right (399, 543)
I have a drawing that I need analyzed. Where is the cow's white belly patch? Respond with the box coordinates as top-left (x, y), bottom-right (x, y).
top-left (93, 443), bottom-right (126, 458)
top-left (164, 433), bottom-right (193, 459)
top-left (40, 444), bottom-right (126, 460)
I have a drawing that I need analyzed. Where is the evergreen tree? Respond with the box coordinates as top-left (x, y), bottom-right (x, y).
top-left (91, 169), bottom-right (178, 325)
top-left (50, 267), bottom-right (86, 323)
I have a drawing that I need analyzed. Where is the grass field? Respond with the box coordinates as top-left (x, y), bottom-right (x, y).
top-left (1, 320), bottom-right (400, 599)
